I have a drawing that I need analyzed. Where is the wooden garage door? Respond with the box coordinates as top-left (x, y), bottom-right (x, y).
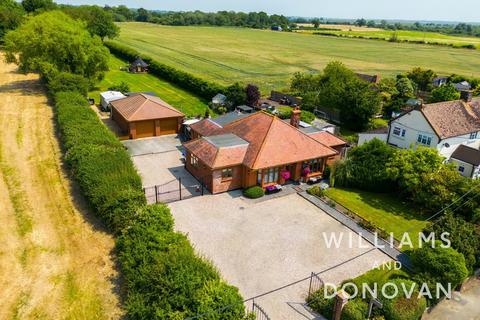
top-left (135, 120), bottom-right (155, 138)
top-left (159, 118), bottom-right (178, 135)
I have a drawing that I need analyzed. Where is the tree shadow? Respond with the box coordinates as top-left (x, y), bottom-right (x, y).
top-left (0, 79), bottom-right (45, 96)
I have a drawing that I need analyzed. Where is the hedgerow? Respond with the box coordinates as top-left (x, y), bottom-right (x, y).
top-left (53, 91), bottom-right (246, 319)
top-left (104, 40), bottom-right (226, 100)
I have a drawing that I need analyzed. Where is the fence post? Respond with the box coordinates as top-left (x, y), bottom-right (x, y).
top-left (201, 177), bottom-right (204, 196)
top-left (308, 272), bottom-right (313, 296)
top-left (155, 185), bottom-right (158, 203)
top-left (179, 177), bottom-right (182, 200)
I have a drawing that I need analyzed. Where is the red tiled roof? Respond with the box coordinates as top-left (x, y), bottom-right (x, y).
top-left (420, 97), bottom-right (480, 139)
top-left (185, 112), bottom-right (339, 170)
top-left (110, 94), bottom-right (184, 122)
top-left (189, 119), bottom-right (222, 136)
top-left (309, 131), bottom-right (347, 147)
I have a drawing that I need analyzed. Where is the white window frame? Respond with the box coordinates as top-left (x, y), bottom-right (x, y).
top-left (458, 165), bottom-right (465, 173)
top-left (392, 126), bottom-right (406, 138)
top-left (191, 154), bottom-right (199, 167)
top-left (221, 168), bottom-right (233, 180)
top-left (417, 134), bottom-right (432, 146)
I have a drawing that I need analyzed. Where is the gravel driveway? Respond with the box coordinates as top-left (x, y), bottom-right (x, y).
top-left (169, 192), bottom-right (390, 319)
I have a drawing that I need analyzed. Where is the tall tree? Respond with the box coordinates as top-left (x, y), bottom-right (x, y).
top-left (63, 5), bottom-right (119, 40)
top-left (4, 10), bottom-right (109, 82)
top-left (245, 84), bottom-right (260, 106)
top-left (429, 83), bottom-right (461, 103)
top-left (407, 67), bottom-right (437, 91)
top-left (0, 0), bottom-right (25, 41)
top-left (21, 0), bottom-right (56, 13)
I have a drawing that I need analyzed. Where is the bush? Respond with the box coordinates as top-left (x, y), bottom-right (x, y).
top-left (108, 81), bottom-right (130, 93)
top-left (117, 204), bottom-right (245, 319)
top-left (342, 298), bottom-right (368, 320)
top-left (105, 41), bottom-right (226, 100)
top-left (380, 279), bottom-right (427, 320)
top-left (307, 186), bottom-right (325, 198)
top-left (306, 288), bottom-right (335, 319)
top-left (243, 186), bottom-right (265, 199)
top-left (48, 72), bottom-right (90, 96)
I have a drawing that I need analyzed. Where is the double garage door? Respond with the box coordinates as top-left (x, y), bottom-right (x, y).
top-left (135, 118), bottom-right (178, 138)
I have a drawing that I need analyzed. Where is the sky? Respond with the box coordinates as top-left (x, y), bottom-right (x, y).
top-left (55, 0), bottom-right (480, 23)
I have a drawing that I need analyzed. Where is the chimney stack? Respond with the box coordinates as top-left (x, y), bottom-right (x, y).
top-left (460, 90), bottom-right (473, 103)
top-left (290, 105), bottom-right (301, 128)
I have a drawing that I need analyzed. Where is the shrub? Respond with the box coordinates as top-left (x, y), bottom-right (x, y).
top-left (105, 41), bottom-right (226, 100)
top-left (243, 186), bottom-right (265, 199)
top-left (380, 279), bottom-right (427, 320)
top-left (307, 186), bottom-right (325, 198)
top-left (342, 298), bottom-right (368, 320)
top-left (306, 288), bottom-right (335, 319)
top-left (108, 81), bottom-right (130, 93)
top-left (117, 204), bottom-right (245, 319)
top-left (48, 72), bottom-right (90, 96)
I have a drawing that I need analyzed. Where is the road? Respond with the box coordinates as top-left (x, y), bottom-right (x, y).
top-left (0, 56), bottom-right (122, 319)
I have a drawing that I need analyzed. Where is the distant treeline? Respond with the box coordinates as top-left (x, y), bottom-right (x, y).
top-left (292, 17), bottom-right (480, 38)
top-left (106, 6), bottom-right (292, 29)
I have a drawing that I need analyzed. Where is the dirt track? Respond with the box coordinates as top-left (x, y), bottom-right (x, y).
top-left (0, 56), bottom-right (122, 319)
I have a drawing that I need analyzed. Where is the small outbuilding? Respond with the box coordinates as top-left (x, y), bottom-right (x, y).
top-left (129, 57), bottom-right (149, 73)
top-left (111, 93), bottom-right (184, 139)
top-left (211, 93), bottom-right (227, 106)
top-left (100, 91), bottom-right (126, 111)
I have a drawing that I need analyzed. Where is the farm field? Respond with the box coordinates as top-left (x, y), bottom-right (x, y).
top-left (114, 22), bottom-right (480, 92)
top-left (0, 56), bottom-right (122, 319)
top-left (295, 27), bottom-right (480, 48)
top-left (90, 54), bottom-right (209, 117)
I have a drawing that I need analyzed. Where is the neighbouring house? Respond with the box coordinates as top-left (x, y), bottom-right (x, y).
top-left (100, 91), bottom-right (126, 111)
top-left (449, 144), bottom-right (480, 178)
top-left (433, 76), bottom-right (449, 88)
top-left (271, 26), bottom-right (283, 31)
top-left (358, 127), bottom-right (389, 146)
top-left (129, 57), bottom-right (149, 73)
top-left (211, 93), bottom-right (227, 106)
top-left (355, 73), bottom-right (381, 84)
top-left (387, 92), bottom-right (480, 171)
top-left (184, 109), bottom-right (347, 193)
top-left (110, 93), bottom-right (184, 139)
top-left (454, 81), bottom-right (472, 91)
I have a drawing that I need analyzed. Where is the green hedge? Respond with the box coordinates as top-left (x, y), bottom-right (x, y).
top-left (54, 90), bottom-right (246, 318)
top-left (104, 41), bottom-right (226, 100)
top-left (243, 186), bottom-right (265, 199)
top-left (55, 91), bottom-right (145, 232)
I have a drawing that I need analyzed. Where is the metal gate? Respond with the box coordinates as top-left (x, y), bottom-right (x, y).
top-left (143, 177), bottom-right (204, 204)
top-left (251, 301), bottom-right (270, 320)
top-left (308, 272), bottom-right (324, 296)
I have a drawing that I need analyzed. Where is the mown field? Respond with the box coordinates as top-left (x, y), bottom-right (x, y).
top-left (90, 54), bottom-right (208, 117)
top-left (296, 27), bottom-right (480, 48)
top-left (113, 22), bottom-right (480, 93)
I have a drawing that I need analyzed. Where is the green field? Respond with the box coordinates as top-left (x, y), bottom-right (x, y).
top-left (324, 187), bottom-right (428, 248)
top-left (297, 28), bottom-right (480, 48)
top-left (89, 54), bottom-right (208, 117)
top-left (113, 22), bottom-right (480, 92)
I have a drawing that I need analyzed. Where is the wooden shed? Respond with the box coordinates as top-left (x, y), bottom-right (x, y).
top-left (111, 93), bottom-right (184, 139)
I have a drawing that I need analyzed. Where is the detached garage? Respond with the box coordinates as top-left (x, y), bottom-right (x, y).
top-left (111, 93), bottom-right (184, 139)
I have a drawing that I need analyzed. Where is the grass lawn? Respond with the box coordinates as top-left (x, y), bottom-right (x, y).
top-left (89, 54), bottom-right (209, 117)
top-left (114, 23), bottom-right (480, 93)
top-left (324, 187), bottom-right (429, 248)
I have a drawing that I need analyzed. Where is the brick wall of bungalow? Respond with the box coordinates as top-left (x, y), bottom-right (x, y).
top-left (185, 150), bottom-right (328, 194)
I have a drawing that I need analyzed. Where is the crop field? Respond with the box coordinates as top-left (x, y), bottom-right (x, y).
top-left (90, 54), bottom-right (208, 117)
top-left (114, 22), bottom-right (480, 93)
top-left (295, 27), bottom-right (480, 48)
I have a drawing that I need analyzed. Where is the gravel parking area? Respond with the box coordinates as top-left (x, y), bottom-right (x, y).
top-left (169, 192), bottom-right (390, 319)
top-left (122, 135), bottom-right (204, 203)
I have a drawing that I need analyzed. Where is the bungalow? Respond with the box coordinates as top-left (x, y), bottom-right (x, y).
top-left (432, 76), bottom-right (449, 88)
top-left (454, 81), bottom-right (472, 91)
top-left (111, 93), bottom-right (184, 139)
top-left (184, 109), bottom-right (347, 193)
top-left (387, 92), bottom-right (480, 175)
